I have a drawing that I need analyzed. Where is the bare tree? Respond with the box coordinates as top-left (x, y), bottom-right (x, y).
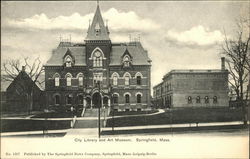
top-left (222, 18), bottom-right (250, 125)
top-left (1, 57), bottom-right (44, 113)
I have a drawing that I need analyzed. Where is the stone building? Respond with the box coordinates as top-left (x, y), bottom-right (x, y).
top-left (44, 4), bottom-right (151, 112)
top-left (153, 57), bottom-right (229, 108)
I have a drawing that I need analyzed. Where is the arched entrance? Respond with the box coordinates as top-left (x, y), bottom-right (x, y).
top-left (92, 92), bottom-right (102, 108)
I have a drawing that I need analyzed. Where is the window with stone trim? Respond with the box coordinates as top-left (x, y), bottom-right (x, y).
top-left (196, 96), bottom-right (201, 103)
top-left (125, 75), bottom-right (130, 85)
top-left (93, 51), bottom-right (103, 67)
top-left (113, 75), bottom-right (118, 85)
top-left (66, 74), bottom-right (72, 86)
top-left (55, 95), bottom-right (60, 105)
top-left (188, 96), bottom-right (192, 104)
top-left (205, 96), bottom-right (209, 103)
top-left (136, 76), bottom-right (142, 85)
top-left (113, 94), bottom-right (118, 104)
top-left (125, 94), bottom-right (130, 103)
top-left (137, 94), bottom-right (142, 103)
top-left (213, 96), bottom-right (217, 104)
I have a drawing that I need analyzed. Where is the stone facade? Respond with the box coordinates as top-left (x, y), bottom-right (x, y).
top-left (153, 58), bottom-right (229, 108)
top-left (44, 5), bottom-right (151, 112)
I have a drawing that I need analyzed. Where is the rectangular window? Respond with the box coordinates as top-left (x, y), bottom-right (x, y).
top-left (55, 77), bottom-right (60, 86)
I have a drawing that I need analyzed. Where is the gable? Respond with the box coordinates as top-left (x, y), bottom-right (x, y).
top-left (45, 46), bottom-right (86, 66)
top-left (110, 43), bottom-right (151, 66)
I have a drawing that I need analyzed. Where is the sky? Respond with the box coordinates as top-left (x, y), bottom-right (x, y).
top-left (1, 1), bottom-right (249, 88)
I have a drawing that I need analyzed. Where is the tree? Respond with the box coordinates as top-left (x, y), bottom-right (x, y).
top-left (1, 57), bottom-right (44, 113)
top-left (222, 18), bottom-right (250, 125)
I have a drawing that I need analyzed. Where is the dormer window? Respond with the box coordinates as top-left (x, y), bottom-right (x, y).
top-left (123, 55), bottom-right (131, 67)
top-left (65, 56), bottom-right (73, 67)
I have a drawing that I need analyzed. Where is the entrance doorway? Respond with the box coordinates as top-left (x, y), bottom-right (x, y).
top-left (92, 92), bottom-right (102, 108)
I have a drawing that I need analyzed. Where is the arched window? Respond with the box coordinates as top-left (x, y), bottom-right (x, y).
top-left (123, 55), bottom-right (131, 67)
top-left (65, 73), bottom-right (72, 86)
top-left (137, 94), bottom-right (142, 103)
top-left (113, 75), bottom-right (118, 85)
top-left (66, 94), bottom-right (73, 105)
top-left (205, 96), bottom-right (209, 103)
top-left (113, 95), bottom-right (118, 104)
top-left (196, 96), bottom-right (201, 103)
top-left (93, 50), bottom-right (103, 67)
top-left (136, 76), bottom-right (141, 85)
top-left (125, 94), bottom-right (130, 103)
top-left (213, 96), bottom-right (217, 104)
top-left (77, 73), bottom-right (84, 86)
top-left (65, 56), bottom-right (72, 67)
top-left (54, 95), bottom-right (60, 105)
top-left (188, 96), bottom-right (192, 104)
top-left (53, 73), bottom-right (60, 86)
top-left (125, 75), bottom-right (130, 85)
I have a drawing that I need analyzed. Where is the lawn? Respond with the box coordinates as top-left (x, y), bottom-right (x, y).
top-left (31, 111), bottom-right (82, 118)
top-left (109, 110), bottom-right (158, 116)
top-left (106, 107), bottom-right (247, 127)
top-left (1, 119), bottom-right (71, 132)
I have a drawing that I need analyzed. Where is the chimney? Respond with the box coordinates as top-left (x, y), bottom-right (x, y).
top-left (22, 66), bottom-right (25, 72)
top-left (221, 57), bottom-right (225, 70)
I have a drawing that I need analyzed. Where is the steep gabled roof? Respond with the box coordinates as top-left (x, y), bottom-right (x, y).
top-left (85, 5), bottom-right (110, 41)
top-left (110, 43), bottom-right (151, 66)
top-left (45, 47), bottom-right (86, 66)
top-left (121, 48), bottom-right (133, 59)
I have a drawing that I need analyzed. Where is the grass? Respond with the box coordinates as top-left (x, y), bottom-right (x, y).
top-left (109, 110), bottom-right (158, 116)
top-left (31, 111), bottom-right (82, 118)
top-left (106, 107), bottom-right (247, 127)
top-left (1, 119), bottom-right (71, 132)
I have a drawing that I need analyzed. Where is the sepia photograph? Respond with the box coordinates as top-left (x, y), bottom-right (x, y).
top-left (1, 0), bottom-right (249, 158)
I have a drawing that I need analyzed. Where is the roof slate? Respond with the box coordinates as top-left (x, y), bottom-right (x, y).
top-left (45, 47), bottom-right (86, 66)
top-left (45, 43), bottom-right (151, 66)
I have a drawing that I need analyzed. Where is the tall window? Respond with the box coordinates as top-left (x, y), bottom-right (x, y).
top-left (54, 73), bottom-right (60, 86)
top-left (93, 51), bottom-right (103, 67)
top-left (196, 96), bottom-right (201, 103)
top-left (188, 96), bottom-right (192, 104)
top-left (113, 94), bottom-right (118, 104)
top-left (55, 77), bottom-right (60, 86)
top-left (205, 96), bottom-right (209, 104)
top-left (66, 95), bottom-right (72, 105)
top-left (136, 76), bottom-right (141, 85)
top-left (137, 94), bottom-right (142, 103)
top-left (113, 75), bottom-right (118, 85)
top-left (66, 74), bottom-right (72, 86)
top-left (55, 95), bottom-right (60, 105)
top-left (125, 75), bottom-right (130, 85)
top-left (79, 76), bottom-right (83, 86)
top-left (125, 94), bottom-right (130, 103)
top-left (213, 96), bottom-right (217, 104)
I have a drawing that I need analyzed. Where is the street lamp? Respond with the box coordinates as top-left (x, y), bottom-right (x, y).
top-left (108, 85), bottom-right (114, 132)
top-left (95, 81), bottom-right (101, 138)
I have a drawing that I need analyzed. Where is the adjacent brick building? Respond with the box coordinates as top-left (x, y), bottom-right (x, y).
top-left (44, 4), bottom-right (151, 112)
top-left (153, 58), bottom-right (229, 108)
